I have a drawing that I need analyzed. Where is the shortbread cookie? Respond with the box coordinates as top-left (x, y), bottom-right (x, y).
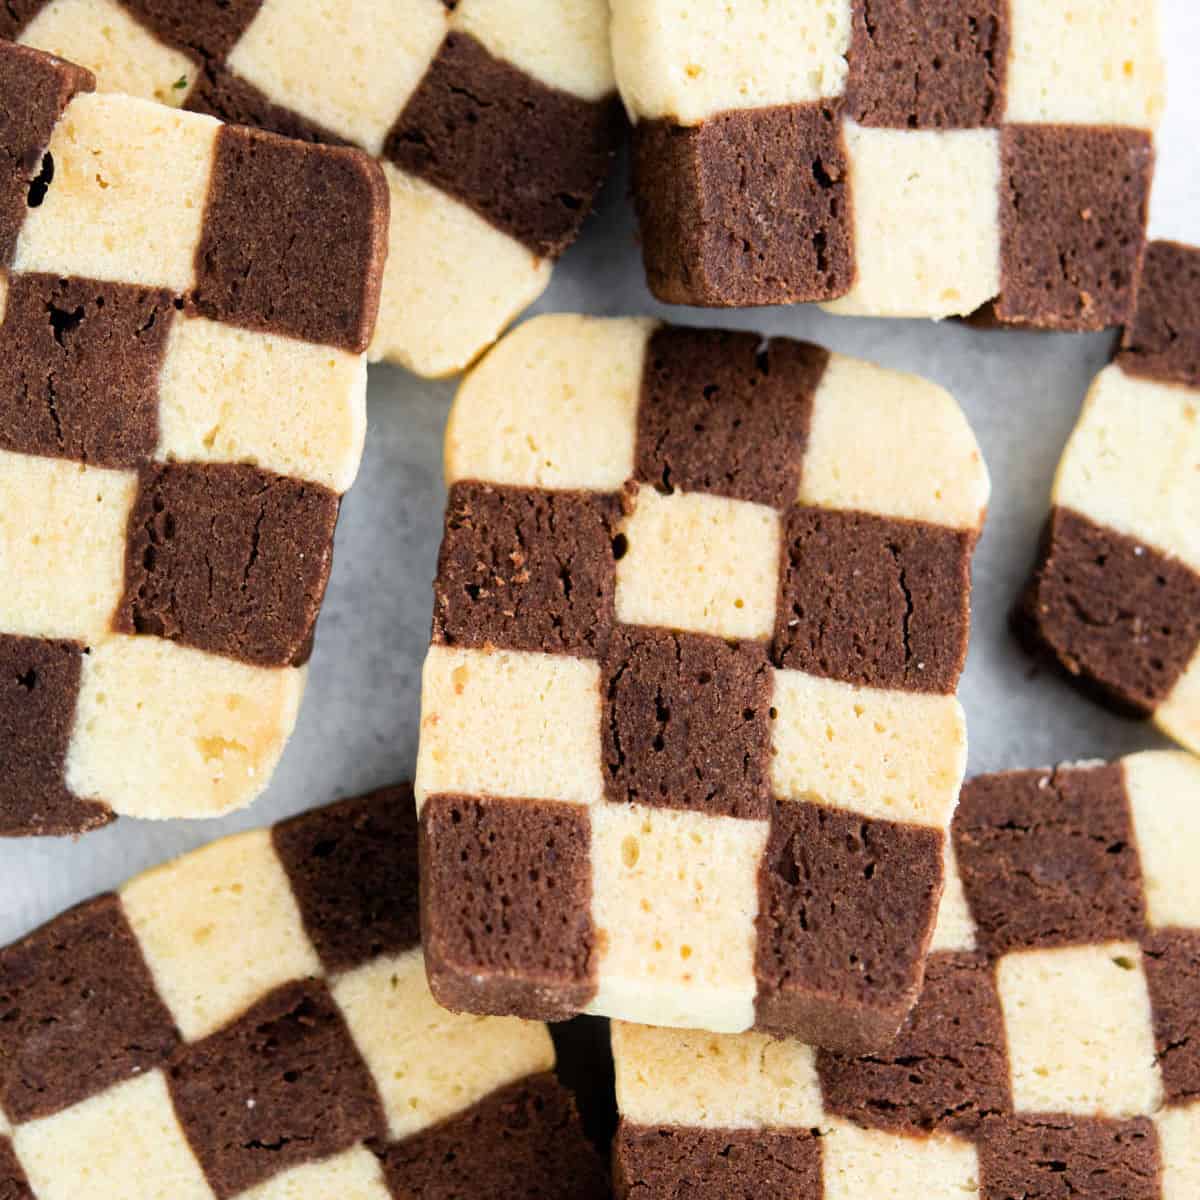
top-left (1017, 240), bottom-right (1200, 753)
top-left (416, 315), bottom-right (989, 1048)
top-left (613, 0), bottom-right (1161, 328)
top-left (0, 785), bottom-right (608, 1200)
top-left (611, 751), bottom-right (1200, 1199)
top-left (0, 41), bottom-right (386, 835)
top-left (4, 0), bottom-right (623, 378)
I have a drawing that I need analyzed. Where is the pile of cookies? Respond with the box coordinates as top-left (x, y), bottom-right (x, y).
top-left (1, 3), bottom-right (1197, 1198)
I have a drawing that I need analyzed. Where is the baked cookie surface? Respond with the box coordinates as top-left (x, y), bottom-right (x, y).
top-left (611, 751), bottom-right (1200, 1198)
top-left (613, 0), bottom-right (1162, 329)
top-left (1017, 239), bottom-right (1200, 753)
top-left (0, 41), bottom-right (386, 834)
top-left (5, 0), bottom-right (623, 377)
top-left (0, 784), bottom-right (608, 1199)
top-left (416, 314), bottom-right (989, 1047)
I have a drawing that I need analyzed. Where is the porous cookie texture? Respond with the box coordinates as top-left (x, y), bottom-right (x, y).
top-left (6, 0), bottom-right (623, 378)
top-left (416, 314), bottom-right (989, 1046)
top-left (613, 0), bottom-right (1161, 329)
top-left (1017, 240), bottom-right (1200, 754)
top-left (0, 41), bottom-right (385, 834)
top-left (610, 751), bottom-right (1200, 1199)
top-left (0, 785), bottom-right (609, 1200)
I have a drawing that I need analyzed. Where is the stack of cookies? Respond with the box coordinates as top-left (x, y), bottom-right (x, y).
top-left (2, 3), bottom-right (1197, 1198)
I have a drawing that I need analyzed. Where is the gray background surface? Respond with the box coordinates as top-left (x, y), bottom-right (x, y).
top-left (4, 3), bottom-right (1198, 944)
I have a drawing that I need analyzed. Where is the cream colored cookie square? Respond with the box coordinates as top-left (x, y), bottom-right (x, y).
top-left (1054, 365), bottom-right (1200, 571)
top-left (996, 941), bottom-right (1162, 1118)
top-left (1123, 751), bottom-right (1200, 928)
top-left (120, 828), bottom-right (320, 1041)
top-left (415, 644), bottom-right (603, 810)
top-left (615, 487), bottom-right (781, 641)
top-left (611, 1023), bottom-right (823, 1130)
top-left (586, 803), bottom-right (768, 1033)
top-left (156, 314), bottom-right (366, 493)
top-left (771, 671), bottom-right (966, 828)
top-left (65, 637), bottom-right (303, 821)
top-left (0, 450), bottom-right (136, 641)
top-left (233, 1147), bottom-right (391, 1200)
top-left (930, 840), bottom-right (977, 953)
top-left (18, 0), bottom-right (195, 107)
top-left (822, 1120), bottom-right (980, 1200)
top-left (800, 354), bottom-right (990, 528)
top-left (1005, 0), bottom-right (1165, 127)
top-left (1157, 644), bottom-right (1200, 757)
top-left (822, 124), bottom-right (1001, 321)
top-left (368, 165), bottom-right (550, 377)
top-left (13, 93), bottom-right (218, 292)
top-left (12, 1072), bottom-right (214, 1200)
top-left (610, 0), bottom-right (850, 124)
top-left (226, 0), bottom-right (447, 155)
top-left (1159, 1103), bottom-right (1200, 1200)
top-left (445, 314), bottom-right (650, 490)
top-left (333, 948), bottom-right (554, 1141)
top-left (452, 0), bottom-right (614, 100)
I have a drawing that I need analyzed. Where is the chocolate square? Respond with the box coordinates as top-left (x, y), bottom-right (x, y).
top-left (193, 124), bottom-right (387, 352)
top-left (272, 786), bottom-right (422, 975)
top-left (601, 627), bottom-right (773, 820)
top-left (384, 32), bottom-right (622, 259)
top-left (0, 894), bottom-right (179, 1123)
top-left (1118, 239), bottom-right (1200, 390)
top-left (433, 483), bottom-right (622, 659)
top-left (774, 506), bottom-right (974, 694)
top-left (116, 462), bottom-right (340, 667)
top-left (1143, 929), bottom-right (1200, 1106)
top-left (419, 794), bottom-right (596, 1021)
top-left (634, 326), bottom-right (822, 508)
top-left (168, 979), bottom-right (386, 1199)
top-left (954, 764), bottom-right (1147, 958)
top-left (0, 273), bottom-right (173, 467)
top-left (120, 0), bottom-right (264, 62)
top-left (847, 0), bottom-right (1009, 128)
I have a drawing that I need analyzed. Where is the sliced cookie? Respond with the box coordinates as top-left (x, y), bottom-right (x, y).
top-left (416, 314), bottom-right (990, 1048)
top-left (0, 40), bottom-right (386, 834)
top-left (0, 785), bottom-right (608, 1199)
top-left (610, 751), bottom-right (1200, 1198)
top-left (7, 0), bottom-right (623, 377)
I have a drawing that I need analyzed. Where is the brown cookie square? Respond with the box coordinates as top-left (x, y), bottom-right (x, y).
top-left (168, 979), bottom-right (386, 1199)
top-left (634, 326), bottom-right (823, 508)
top-left (601, 627), bottom-right (773, 821)
top-left (1117, 239), bottom-right (1200, 390)
top-left (846, 0), bottom-right (1009, 128)
top-left (120, 0), bottom-right (264, 62)
top-left (419, 794), bottom-right (596, 1022)
top-left (774, 506), bottom-right (974, 694)
top-left (1143, 929), bottom-right (1200, 1106)
top-left (116, 462), bottom-right (340, 668)
top-left (384, 32), bottom-right (622, 259)
top-left (954, 764), bottom-right (1147, 959)
top-left (0, 894), bottom-right (179, 1123)
top-left (271, 786), bottom-right (422, 975)
top-left (995, 125), bottom-right (1154, 331)
top-left (433, 483), bottom-right (622, 659)
top-left (0, 273), bottom-right (174, 467)
top-left (192, 124), bottom-right (387, 352)
top-left (0, 1136), bottom-right (34, 1200)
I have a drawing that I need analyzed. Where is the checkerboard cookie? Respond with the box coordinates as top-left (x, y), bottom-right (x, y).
top-left (0, 41), bottom-right (386, 835)
top-left (415, 314), bottom-right (990, 1047)
top-left (0, 785), bottom-right (608, 1200)
top-left (1017, 239), bottom-right (1200, 754)
top-left (610, 751), bottom-right (1200, 1199)
top-left (4, 0), bottom-right (623, 378)
top-left (613, 0), bottom-right (1162, 329)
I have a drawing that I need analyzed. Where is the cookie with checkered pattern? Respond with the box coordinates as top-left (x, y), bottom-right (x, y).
top-left (0, 40), bottom-right (386, 835)
top-left (3, 0), bottom-right (623, 379)
top-left (613, 0), bottom-right (1162, 329)
top-left (609, 750), bottom-right (1200, 1199)
top-left (0, 784), bottom-right (609, 1200)
top-left (1017, 240), bottom-right (1200, 754)
top-left (415, 314), bottom-right (990, 1048)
